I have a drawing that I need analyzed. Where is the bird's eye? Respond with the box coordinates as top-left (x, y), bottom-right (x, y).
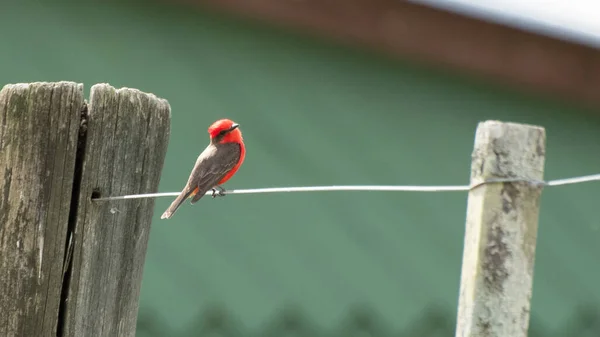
top-left (218, 129), bottom-right (228, 136)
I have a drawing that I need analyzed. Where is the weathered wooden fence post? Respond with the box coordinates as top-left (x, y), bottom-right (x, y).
top-left (455, 121), bottom-right (546, 337)
top-left (0, 82), bottom-right (171, 337)
top-left (0, 82), bottom-right (83, 337)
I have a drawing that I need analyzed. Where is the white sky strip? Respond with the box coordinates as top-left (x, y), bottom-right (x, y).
top-left (410, 0), bottom-right (600, 48)
top-left (92, 173), bottom-right (600, 201)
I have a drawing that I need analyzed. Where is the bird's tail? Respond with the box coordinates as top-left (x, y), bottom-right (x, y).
top-left (160, 188), bottom-right (194, 219)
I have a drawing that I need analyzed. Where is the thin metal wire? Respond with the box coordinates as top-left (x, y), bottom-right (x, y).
top-left (90, 173), bottom-right (600, 202)
top-left (546, 173), bottom-right (600, 186)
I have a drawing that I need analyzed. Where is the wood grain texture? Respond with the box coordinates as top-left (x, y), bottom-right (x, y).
top-left (0, 82), bottom-right (84, 337)
top-left (61, 84), bottom-right (171, 337)
top-left (455, 121), bottom-right (546, 337)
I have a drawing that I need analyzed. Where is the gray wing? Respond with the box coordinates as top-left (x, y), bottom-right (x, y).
top-left (189, 142), bottom-right (241, 203)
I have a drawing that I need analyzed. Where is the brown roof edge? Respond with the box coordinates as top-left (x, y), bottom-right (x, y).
top-left (171, 0), bottom-right (600, 109)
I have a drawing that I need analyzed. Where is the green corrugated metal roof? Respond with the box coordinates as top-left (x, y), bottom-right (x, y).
top-left (2, 0), bottom-right (600, 335)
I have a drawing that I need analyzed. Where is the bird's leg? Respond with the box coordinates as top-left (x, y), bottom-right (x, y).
top-left (211, 185), bottom-right (226, 198)
top-left (215, 185), bottom-right (227, 197)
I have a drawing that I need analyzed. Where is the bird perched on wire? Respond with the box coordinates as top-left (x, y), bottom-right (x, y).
top-left (160, 118), bottom-right (246, 219)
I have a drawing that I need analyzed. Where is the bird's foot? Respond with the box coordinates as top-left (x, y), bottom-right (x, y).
top-left (211, 186), bottom-right (226, 198)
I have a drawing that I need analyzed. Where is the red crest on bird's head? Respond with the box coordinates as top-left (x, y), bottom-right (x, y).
top-left (207, 118), bottom-right (242, 143)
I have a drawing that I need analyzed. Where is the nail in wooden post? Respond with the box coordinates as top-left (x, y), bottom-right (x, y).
top-left (455, 121), bottom-right (546, 337)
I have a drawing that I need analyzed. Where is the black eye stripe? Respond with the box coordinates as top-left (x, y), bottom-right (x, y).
top-left (215, 125), bottom-right (238, 138)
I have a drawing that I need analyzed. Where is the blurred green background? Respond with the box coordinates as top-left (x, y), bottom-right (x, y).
top-left (2, 0), bottom-right (600, 335)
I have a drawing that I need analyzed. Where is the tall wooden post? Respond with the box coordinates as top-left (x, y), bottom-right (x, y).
top-left (0, 82), bottom-right (171, 337)
top-left (0, 82), bottom-right (83, 337)
top-left (455, 121), bottom-right (546, 337)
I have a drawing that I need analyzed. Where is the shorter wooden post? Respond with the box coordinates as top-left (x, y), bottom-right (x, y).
top-left (455, 121), bottom-right (546, 337)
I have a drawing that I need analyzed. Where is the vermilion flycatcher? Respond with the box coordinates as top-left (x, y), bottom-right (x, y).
top-left (160, 118), bottom-right (246, 219)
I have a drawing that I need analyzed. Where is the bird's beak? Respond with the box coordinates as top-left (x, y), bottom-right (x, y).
top-left (230, 123), bottom-right (240, 131)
